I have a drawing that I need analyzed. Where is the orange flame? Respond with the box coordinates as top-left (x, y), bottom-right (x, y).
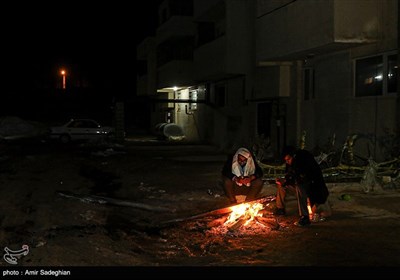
top-left (224, 202), bottom-right (264, 227)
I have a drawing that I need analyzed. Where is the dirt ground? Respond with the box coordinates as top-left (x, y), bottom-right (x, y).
top-left (1, 137), bottom-right (400, 277)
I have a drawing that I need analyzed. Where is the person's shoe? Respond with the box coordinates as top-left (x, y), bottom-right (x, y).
top-left (273, 208), bottom-right (286, 216)
top-left (294, 215), bottom-right (311, 227)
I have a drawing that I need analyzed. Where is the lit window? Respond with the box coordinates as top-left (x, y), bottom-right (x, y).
top-left (355, 53), bottom-right (397, 97)
top-left (355, 55), bottom-right (383, 97)
top-left (388, 54), bottom-right (397, 93)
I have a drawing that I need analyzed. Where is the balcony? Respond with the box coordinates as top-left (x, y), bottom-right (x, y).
top-left (157, 60), bottom-right (195, 89)
top-left (256, 0), bottom-right (381, 61)
top-left (156, 16), bottom-right (196, 44)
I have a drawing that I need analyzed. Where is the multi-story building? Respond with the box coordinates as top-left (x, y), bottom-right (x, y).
top-left (137, 0), bottom-right (398, 162)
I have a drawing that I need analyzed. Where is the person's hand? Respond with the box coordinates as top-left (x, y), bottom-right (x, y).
top-left (242, 176), bottom-right (251, 186)
top-left (275, 178), bottom-right (285, 185)
top-left (233, 176), bottom-right (243, 186)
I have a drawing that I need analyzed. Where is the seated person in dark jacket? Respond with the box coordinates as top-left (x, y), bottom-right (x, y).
top-left (274, 145), bottom-right (329, 227)
top-left (221, 147), bottom-right (264, 204)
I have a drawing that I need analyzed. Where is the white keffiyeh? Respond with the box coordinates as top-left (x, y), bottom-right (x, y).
top-left (231, 147), bottom-right (256, 177)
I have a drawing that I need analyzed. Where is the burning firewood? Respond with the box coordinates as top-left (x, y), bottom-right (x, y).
top-left (161, 195), bottom-right (274, 226)
top-left (206, 216), bottom-right (228, 228)
top-left (227, 216), bottom-right (249, 231)
top-left (222, 201), bottom-right (270, 232)
top-left (255, 216), bottom-right (280, 230)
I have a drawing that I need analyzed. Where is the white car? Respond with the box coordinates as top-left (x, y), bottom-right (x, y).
top-left (50, 119), bottom-right (114, 143)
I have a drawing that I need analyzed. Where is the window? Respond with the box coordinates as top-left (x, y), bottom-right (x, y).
top-left (189, 90), bottom-right (197, 110)
top-left (170, 0), bottom-right (193, 16)
top-left (387, 54), bottom-right (398, 93)
top-left (160, 8), bottom-right (168, 24)
top-left (215, 85), bottom-right (226, 107)
top-left (355, 53), bottom-right (397, 97)
top-left (197, 22), bottom-right (215, 47)
top-left (156, 36), bottom-right (194, 67)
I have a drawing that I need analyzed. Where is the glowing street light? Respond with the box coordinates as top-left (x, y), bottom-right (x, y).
top-left (60, 69), bottom-right (66, 89)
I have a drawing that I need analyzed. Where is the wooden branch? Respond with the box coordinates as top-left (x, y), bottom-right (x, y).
top-left (376, 157), bottom-right (400, 167)
top-left (56, 191), bottom-right (175, 213)
top-left (228, 216), bottom-right (248, 231)
top-left (206, 216), bottom-right (228, 228)
top-left (161, 195), bottom-right (273, 226)
top-left (255, 216), bottom-right (280, 230)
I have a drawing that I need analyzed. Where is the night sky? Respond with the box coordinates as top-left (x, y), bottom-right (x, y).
top-left (1, 1), bottom-right (160, 94)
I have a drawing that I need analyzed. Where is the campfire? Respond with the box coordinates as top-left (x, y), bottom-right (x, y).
top-left (224, 202), bottom-right (264, 229)
top-left (206, 197), bottom-right (280, 235)
top-left (161, 196), bottom-right (279, 236)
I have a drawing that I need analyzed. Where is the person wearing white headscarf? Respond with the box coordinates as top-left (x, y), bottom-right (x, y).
top-left (221, 147), bottom-right (264, 204)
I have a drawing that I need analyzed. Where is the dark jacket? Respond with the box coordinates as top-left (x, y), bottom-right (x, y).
top-left (221, 151), bottom-right (263, 180)
top-left (285, 149), bottom-right (329, 205)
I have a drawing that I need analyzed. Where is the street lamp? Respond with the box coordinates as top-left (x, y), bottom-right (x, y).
top-left (60, 69), bottom-right (66, 89)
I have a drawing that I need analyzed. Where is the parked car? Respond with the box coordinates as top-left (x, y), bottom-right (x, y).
top-left (50, 119), bottom-right (114, 143)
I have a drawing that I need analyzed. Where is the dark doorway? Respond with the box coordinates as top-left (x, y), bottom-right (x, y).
top-left (257, 102), bottom-right (272, 138)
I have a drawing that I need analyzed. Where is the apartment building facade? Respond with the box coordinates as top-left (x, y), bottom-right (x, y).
top-left (137, 0), bottom-right (398, 161)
